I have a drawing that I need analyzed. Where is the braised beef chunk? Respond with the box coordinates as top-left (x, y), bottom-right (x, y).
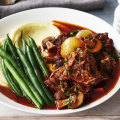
top-left (54, 33), bottom-right (68, 47)
top-left (54, 90), bottom-right (66, 100)
top-left (45, 48), bottom-right (109, 97)
top-left (95, 51), bottom-right (116, 74)
top-left (55, 56), bottom-right (64, 68)
top-left (44, 32), bottom-right (117, 106)
top-left (44, 33), bottom-right (117, 108)
top-left (94, 33), bottom-right (113, 52)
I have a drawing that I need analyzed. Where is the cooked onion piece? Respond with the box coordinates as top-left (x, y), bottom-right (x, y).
top-left (76, 30), bottom-right (92, 38)
top-left (61, 37), bottom-right (84, 57)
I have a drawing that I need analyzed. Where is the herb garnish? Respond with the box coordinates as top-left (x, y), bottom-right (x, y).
top-left (61, 81), bottom-right (64, 88)
top-left (68, 30), bottom-right (79, 37)
top-left (76, 90), bottom-right (80, 93)
top-left (74, 48), bottom-right (77, 51)
top-left (68, 96), bottom-right (72, 108)
top-left (65, 88), bottom-right (72, 96)
top-left (63, 96), bottom-right (72, 108)
top-left (67, 70), bottom-right (73, 76)
top-left (63, 59), bottom-right (68, 64)
top-left (111, 52), bottom-right (120, 61)
top-left (64, 100), bottom-right (69, 105)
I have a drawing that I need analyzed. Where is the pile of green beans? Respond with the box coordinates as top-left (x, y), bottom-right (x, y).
top-left (0, 34), bottom-right (54, 109)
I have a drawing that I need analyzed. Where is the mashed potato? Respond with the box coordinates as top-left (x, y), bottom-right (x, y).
top-left (0, 22), bottom-right (60, 87)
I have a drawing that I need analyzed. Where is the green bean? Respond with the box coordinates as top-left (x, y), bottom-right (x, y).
top-left (21, 31), bottom-right (27, 56)
top-left (0, 47), bottom-right (44, 106)
top-left (26, 45), bottom-right (54, 102)
top-left (28, 37), bottom-right (50, 76)
top-left (6, 34), bottom-right (22, 69)
top-left (1, 41), bottom-right (23, 96)
top-left (17, 48), bottom-right (50, 106)
top-left (4, 58), bottom-right (42, 109)
top-left (21, 32), bottom-right (28, 76)
top-left (2, 60), bottom-right (23, 96)
top-left (6, 35), bottom-right (27, 96)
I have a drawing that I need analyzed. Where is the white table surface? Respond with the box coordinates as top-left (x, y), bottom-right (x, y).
top-left (0, 0), bottom-right (119, 119)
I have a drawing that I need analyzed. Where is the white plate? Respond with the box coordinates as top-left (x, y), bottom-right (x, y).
top-left (0, 7), bottom-right (120, 115)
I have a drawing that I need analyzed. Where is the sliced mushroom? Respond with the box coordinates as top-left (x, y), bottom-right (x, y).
top-left (84, 38), bottom-right (102, 53)
top-left (42, 37), bottom-right (55, 49)
top-left (70, 92), bottom-right (84, 109)
top-left (56, 95), bottom-right (76, 109)
top-left (56, 92), bottom-right (84, 109)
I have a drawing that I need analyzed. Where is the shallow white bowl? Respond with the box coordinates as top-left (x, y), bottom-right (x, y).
top-left (0, 7), bottom-right (120, 115)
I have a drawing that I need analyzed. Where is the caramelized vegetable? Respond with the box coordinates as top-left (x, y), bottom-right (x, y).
top-left (84, 38), bottom-right (102, 53)
top-left (76, 30), bottom-right (92, 38)
top-left (61, 37), bottom-right (84, 57)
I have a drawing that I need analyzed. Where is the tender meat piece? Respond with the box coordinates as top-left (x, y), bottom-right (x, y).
top-left (44, 48), bottom-right (107, 93)
top-left (71, 82), bottom-right (90, 93)
top-left (44, 56), bottom-right (64, 68)
top-left (94, 51), bottom-right (117, 74)
top-left (44, 32), bottom-right (117, 109)
top-left (94, 33), bottom-right (113, 52)
top-left (54, 90), bottom-right (66, 100)
top-left (54, 33), bottom-right (68, 47)
top-left (94, 32), bottom-right (108, 41)
top-left (53, 33), bottom-right (68, 57)
top-left (66, 52), bottom-right (77, 67)
top-left (100, 52), bottom-right (116, 73)
top-left (55, 56), bottom-right (64, 68)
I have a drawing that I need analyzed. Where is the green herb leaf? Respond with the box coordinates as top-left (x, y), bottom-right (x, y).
top-left (63, 59), bottom-right (68, 64)
top-left (76, 90), bottom-right (80, 93)
top-left (68, 96), bottom-right (72, 108)
top-left (61, 81), bottom-right (64, 88)
top-left (66, 87), bottom-right (72, 92)
top-left (68, 70), bottom-right (73, 76)
top-left (74, 48), bottom-right (77, 51)
top-left (69, 96), bottom-right (72, 100)
top-left (65, 91), bottom-right (70, 96)
top-left (65, 88), bottom-right (72, 96)
top-left (68, 30), bottom-right (79, 37)
top-left (68, 104), bottom-right (70, 108)
top-left (111, 52), bottom-right (120, 61)
top-left (64, 100), bottom-right (69, 105)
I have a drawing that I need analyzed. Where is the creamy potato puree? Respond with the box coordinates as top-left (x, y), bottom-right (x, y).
top-left (0, 22), bottom-right (60, 87)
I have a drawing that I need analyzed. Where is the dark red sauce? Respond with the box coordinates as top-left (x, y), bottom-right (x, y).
top-left (0, 21), bottom-right (119, 109)
top-left (53, 20), bottom-right (96, 33)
